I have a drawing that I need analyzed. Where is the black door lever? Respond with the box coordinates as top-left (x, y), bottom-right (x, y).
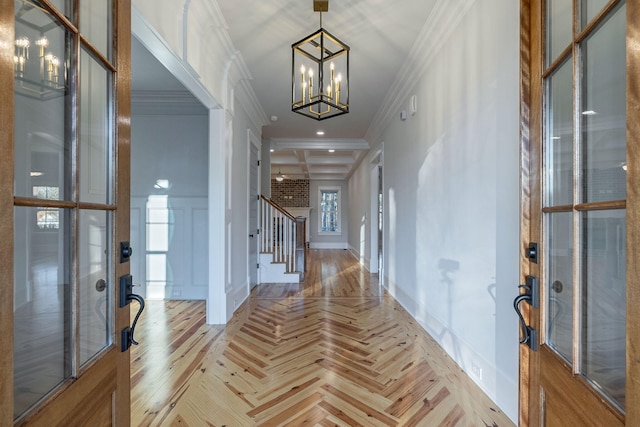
top-left (120, 274), bottom-right (145, 351)
top-left (513, 275), bottom-right (538, 351)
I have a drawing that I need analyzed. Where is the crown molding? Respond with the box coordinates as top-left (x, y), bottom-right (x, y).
top-left (365, 0), bottom-right (477, 143)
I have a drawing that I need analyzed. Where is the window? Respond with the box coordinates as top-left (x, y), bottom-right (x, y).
top-left (33, 186), bottom-right (60, 229)
top-left (319, 187), bottom-right (341, 233)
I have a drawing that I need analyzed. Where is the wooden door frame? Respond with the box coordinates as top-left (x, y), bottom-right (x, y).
top-left (518, 1), bottom-right (540, 424)
top-left (625, 1), bottom-right (640, 423)
top-left (114, 0), bottom-right (132, 424)
top-left (0, 0), bottom-right (16, 423)
top-left (519, 0), bottom-right (640, 425)
top-left (0, 0), bottom-right (131, 424)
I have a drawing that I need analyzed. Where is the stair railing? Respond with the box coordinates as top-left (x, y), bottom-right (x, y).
top-left (260, 196), bottom-right (297, 273)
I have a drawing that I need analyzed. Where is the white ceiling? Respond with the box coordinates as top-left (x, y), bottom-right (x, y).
top-left (132, 0), bottom-right (437, 180)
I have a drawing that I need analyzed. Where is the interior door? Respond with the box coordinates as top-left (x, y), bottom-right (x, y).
top-left (519, 0), bottom-right (640, 425)
top-left (249, 137), bottom-right (260, 289)
top-left (1, 0), bottom-right (132, 425)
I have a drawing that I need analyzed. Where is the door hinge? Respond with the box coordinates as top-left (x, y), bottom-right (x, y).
top-left (256, 229), bottom-right (260, 235)
top-left (257, 263), bottom-right (260, 269)
top-left (257, 160), bottom-right (260, 166)
top-left (257, 195), bottom-right (260, 200)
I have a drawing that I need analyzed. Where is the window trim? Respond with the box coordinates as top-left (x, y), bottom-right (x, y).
top-left (318, 186), bottom-right (341, 234)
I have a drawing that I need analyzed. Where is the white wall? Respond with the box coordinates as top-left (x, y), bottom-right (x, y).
top-left (348, 0), bottom-right (520, 421)
top-left (309, 180), bottom-right (349, 249)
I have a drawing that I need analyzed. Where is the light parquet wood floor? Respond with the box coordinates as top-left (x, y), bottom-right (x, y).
top-left (131, 249), bottom-right (514, 426)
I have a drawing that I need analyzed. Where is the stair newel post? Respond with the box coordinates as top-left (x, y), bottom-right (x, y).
top-left (291, 221), bottom-right (296, 273)
top-left (268, 203), bottom-right (273, 254)
top-left (284, 215), bottom-right (288, 270)
top-left (295, 216), bottom-right (306, 281)
top-left (259, 198), bottom-right (263, 253)
top-left (285, 216), bottom-right (290, 271)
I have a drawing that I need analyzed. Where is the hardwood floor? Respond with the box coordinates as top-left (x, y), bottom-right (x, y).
top-left (131, 249), bottom-right (513, 426)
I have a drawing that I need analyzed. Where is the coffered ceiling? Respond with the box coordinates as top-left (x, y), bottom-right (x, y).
top-left (270, 138), bottom-right (370, 181)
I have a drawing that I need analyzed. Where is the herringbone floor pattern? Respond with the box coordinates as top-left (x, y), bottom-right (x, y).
top-left (131, 250), bottom-right (513, 426)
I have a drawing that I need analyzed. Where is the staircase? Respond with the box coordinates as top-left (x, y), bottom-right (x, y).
top-left (259, 196), bottom-right (306, 283)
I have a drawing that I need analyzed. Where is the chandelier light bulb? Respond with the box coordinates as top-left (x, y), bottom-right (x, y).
top-left (16, 37), bottom-right (29, 48)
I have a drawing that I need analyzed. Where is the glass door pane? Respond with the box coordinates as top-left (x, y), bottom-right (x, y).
top-left (546, 212), bottom-right (574, 362)
top-left (13, 206), bottom-right (71, 417)
top-left (78, 210), bottom-right (111, 366)
top-left (80, 48), bottom-right (112, 205)
top-left (581, 210), bottom-right (626, 409)
top-left (581, 0), bottom-right (612, 29)
top-left (546, 0), bottom-right (572, 66)
top-left (14, 0), bottom-right (71, 201)
top-left (79, 0), bottom-right (113, 61)
top-left (580, 4), bottom-right (626, 203)
top-left (545, 58), bottom-right (573, 206)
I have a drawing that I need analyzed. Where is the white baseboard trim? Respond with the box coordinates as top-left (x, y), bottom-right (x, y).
top-left (228, 282), bottom-right (249, 315)
top-left (348, 245), bottom-right (371, 271)
top-left (309, 242), bottom-right (348, 249)
top-left (382, 274), bottom-right (517, 423)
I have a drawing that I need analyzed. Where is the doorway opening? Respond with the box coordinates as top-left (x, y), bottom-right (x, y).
top-left (130, 37), bottom-right (209, 302)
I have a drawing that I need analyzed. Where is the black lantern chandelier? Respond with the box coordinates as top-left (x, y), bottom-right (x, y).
top-left (291, 0), bottom-right (349, 120)
top-left (14, 0), bottom-right (67, 100)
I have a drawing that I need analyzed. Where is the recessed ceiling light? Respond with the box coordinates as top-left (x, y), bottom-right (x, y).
top-left (328, 149), bottom-right (335, 153)
top-left (582, 110), bottom-right (598, 116)
top-left (270, 149), bottom-right (275, 152)
top-left (317, 131), bottom-right (325, 136)
top-left (551, 136), bottom-right (561, 140)
top-left (30, 171), bottom-right (43, 177)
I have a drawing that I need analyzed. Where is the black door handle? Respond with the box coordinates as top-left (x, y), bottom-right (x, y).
top-left (513, 275), bottom-right (539, 351)
top-left (119, 274), bottom-right (145, 352)
top-left (514, 294), bottom-right (535, 347)
top-left (126, 293), bottom-right (145, 346)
